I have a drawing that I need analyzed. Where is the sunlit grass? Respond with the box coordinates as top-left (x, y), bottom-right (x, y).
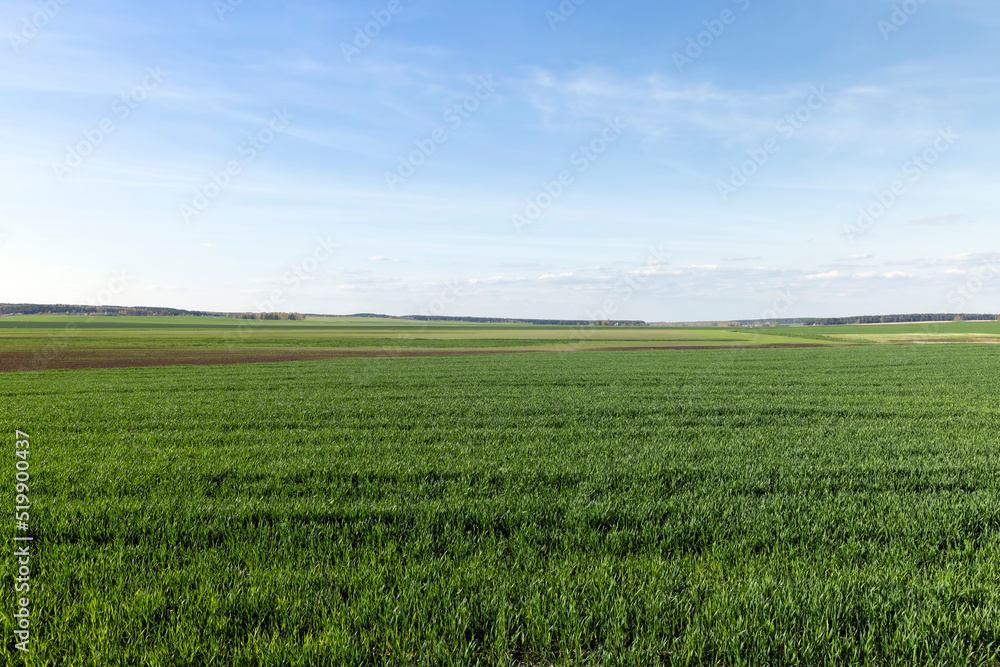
top-left (2, 345), bottom-right (999, 664)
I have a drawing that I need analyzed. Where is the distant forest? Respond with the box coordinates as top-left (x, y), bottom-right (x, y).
top-left (2, 304), bottom-right (996, 327)
top-left (0, 303), bottom-right (219, 317)
top-left (0, 304), bottom-right (643, 326)
top-left (0, 304), bottom-right (305, 320)
top-left (396, 315), bottom-right (646, 326)
top-left (802, 313), bottom-right (999, 325)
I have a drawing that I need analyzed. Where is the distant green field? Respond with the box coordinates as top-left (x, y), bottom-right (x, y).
top-left (3, 316), bottom-right (997, 354)
top-left (0, 316), bottom-right (851, 373)
top-left (3, 344), bottom-right (1000, 665)
top-left (807, 320), bottom-right (1000, 335)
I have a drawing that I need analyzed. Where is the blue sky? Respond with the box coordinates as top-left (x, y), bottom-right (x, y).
top-left (2, 0), bottom-right (999, 321)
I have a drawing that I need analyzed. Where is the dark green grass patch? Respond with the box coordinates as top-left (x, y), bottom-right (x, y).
top-left (2, 346), bottom-right (999, 665)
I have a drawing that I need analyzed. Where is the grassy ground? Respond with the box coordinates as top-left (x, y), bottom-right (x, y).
top-left (0, 316), bottom-right (844, 373)
top-left (2, 343), bottom-right (1000, 665)
top-left (5, 316), bottom-right (998, 373)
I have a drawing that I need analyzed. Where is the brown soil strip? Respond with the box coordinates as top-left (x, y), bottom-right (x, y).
top-left (585, 344), bottom-right (830, 351)
top-left (2, 343), bottom-right (833, 373)
top-left (899, 338), bottom-right (1000, 344)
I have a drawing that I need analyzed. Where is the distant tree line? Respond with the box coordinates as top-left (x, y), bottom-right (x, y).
top-left (225, 312), bottom-right (305, 320)
top-left (0, 303), bottom-right (309, 320)
top-left (0, 303), bottom-right (219, 317)
top-left (304, 313), bottom-right (647, 325)
top-left (10, 303), bottom-right (992, 327)
top-left (803, 313), bottom-right (998, 325)
top-left (403, 315), bottom-right (647, 326)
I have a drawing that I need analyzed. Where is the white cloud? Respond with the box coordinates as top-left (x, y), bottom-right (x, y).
top-left (805, 270), bottom-right (841, 280)
top-left (906, 214), bottom-right (970, 226)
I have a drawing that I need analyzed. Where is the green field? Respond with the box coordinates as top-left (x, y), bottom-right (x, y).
top-left (4, 316), bottom-right (999, 363)
top-left (1, 316), bottom-right (850, 374)
top-left (0, 315), bottom-right (820, 348)
top-left (3, 319), bottom-right (1000, 664)
top-left (7, 315), bottom-right (999, 374)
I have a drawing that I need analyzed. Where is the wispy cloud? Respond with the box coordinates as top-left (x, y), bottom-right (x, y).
top-left (906, 213), bottom-right (970, 225)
